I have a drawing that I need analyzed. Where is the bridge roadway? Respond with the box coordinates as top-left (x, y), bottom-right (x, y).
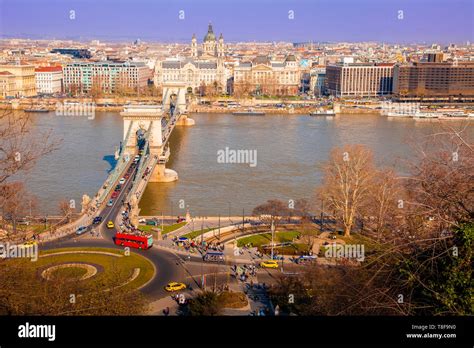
top-left (41, 158), bottom-right (230, 300)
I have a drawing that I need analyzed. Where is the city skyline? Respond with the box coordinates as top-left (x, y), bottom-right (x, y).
top-left (0, 0), bottom-right (472, 44)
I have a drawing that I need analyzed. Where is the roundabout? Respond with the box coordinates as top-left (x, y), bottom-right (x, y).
top-left (34, 247), bottom-right (156, 291)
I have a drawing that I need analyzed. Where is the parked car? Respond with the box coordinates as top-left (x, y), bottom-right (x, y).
top-left (107, 199), bottom-right (114, 207)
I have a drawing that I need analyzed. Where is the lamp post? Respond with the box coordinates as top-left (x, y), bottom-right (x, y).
top-left (270, 216), bottom-right (275, 260)
top-left (320, 198), bottom-right (324, 232)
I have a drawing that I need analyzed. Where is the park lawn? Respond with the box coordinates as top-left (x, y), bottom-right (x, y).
top-left (138, 222), bottom-right (187, 235)
top-left (183, 228), bottom-right (215, 240)
top-left (237, 231), bottom-right (301, 247)
top-left (263, 243), bottom-right (310, 256)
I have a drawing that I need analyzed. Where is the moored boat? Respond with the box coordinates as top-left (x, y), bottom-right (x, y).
top-left (232, 108), bottom-right (265, 116)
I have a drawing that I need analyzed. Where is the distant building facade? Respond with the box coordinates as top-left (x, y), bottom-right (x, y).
top-left (154, 24), bottom-right (227, 94)
top-left (0, 63), bottom-right (36, 97)
top-left (0, 72), bottom-right (15, 98)
top-left (393, 61), bottom-right (474, 99)
top-left (233, 55), bottom-right (301, 96)
top-left (310, 67), bottom-right (326, 96)
top-left (63, 61), bottom-right (151, 94)
top-left (326, 63), bottom-right (394, 97)
top-left (154, 58), bottom-right (226, 94)
top-left (35, 66), bottom-right (63, 94)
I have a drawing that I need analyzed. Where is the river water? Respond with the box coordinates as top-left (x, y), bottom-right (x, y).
top-left (24, 111), bottom-right (469, 216)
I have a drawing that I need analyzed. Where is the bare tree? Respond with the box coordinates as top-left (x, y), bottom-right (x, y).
top-left (0, 108), bottom-right (60, 185)
top-left (58, 199), bottom-right (75, 224)
top-left (317, 145), bottom-right (375, 237)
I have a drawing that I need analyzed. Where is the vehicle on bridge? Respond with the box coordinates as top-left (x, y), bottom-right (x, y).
top-left (114, 231), bottom-right (153, 249)
top-left (203, 251), bottom-right (225, 262)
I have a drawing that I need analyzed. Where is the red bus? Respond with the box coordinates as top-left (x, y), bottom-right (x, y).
top-left (114, 232), bottom-right (153, 249)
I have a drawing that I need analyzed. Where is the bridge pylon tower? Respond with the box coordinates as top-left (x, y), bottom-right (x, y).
top-left (120, 105), bottom-right (178, 183)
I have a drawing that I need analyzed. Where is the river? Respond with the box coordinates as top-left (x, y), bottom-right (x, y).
top-left (24, 111), bottom-right (470, 216)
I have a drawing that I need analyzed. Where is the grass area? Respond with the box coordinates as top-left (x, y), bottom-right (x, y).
top-left (270, 243), bottom-right (310, 255)
top-left (49, 267), bottom-right (88, 281)
top-left (183, 228), bottom-right (215, 240)
top-left (218, 291), bottom-right (248, 309)
top-left (138, 222), bottom-right (187, 235)
top-left (38, 247), bottom-right (155, 290)
top-left (237, 231), bottom-right (301, 247)
top-left (237, 231), bottom-right (311, 255)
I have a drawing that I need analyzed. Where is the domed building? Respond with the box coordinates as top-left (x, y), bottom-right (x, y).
top-left (154, 24), bottom-right (228, 95)
top-left (191, 23), bottom-right (225, 58)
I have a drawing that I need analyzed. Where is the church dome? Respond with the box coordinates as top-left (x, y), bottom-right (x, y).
top-left (203, 23), bottom-right (216, 42)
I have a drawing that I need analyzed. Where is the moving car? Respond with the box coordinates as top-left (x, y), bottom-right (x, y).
top-left (260, 260), bottom-right (279, 269)
top-left (111, 191), bottom-right (119, 199)
top-left (76, 226), bottom-right (88, 235)
top-left (107, 221), bottom-right (115, 229)
top-left (164, 282), bottom-right (186, 292)
top-left (93, 216), bottom-right (102, 224)
top-left (19, 240), bottom-right (37, 248)
top-left (119, 178), bottom-right (126, 185)
top-left (107, 199), bottom-right (114, 207)
top-left (296, 255), bottom-right (317, 265)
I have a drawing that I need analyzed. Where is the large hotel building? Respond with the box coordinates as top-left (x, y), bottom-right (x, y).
top-left (0, 63), bottom-right (36, 97)
top-left (63, 61), bottom-right (151, 94)
top-left (393, 61), bottom-right (474, 100)
top-left (325, 62), bottom-right (394, 97)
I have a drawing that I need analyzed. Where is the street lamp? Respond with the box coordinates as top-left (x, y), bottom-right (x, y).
top-left (270, 217), bottom-right (275, 260)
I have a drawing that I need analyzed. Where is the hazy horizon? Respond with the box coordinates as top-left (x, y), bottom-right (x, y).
top-left (0, 0), bottom-right (472, 44)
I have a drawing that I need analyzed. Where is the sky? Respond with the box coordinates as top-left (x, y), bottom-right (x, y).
top-left (0, 0), bottom-right (472, 43)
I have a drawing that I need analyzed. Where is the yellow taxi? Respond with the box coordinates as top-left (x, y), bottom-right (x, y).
top-left (19, 240), bottom-right (37, 248)
top-left (260, 260), bottom-right (279, 269)
top-left (164, 282), bottom-right (186, 292)
top-left (107, 220), bottom-right (115, 229)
